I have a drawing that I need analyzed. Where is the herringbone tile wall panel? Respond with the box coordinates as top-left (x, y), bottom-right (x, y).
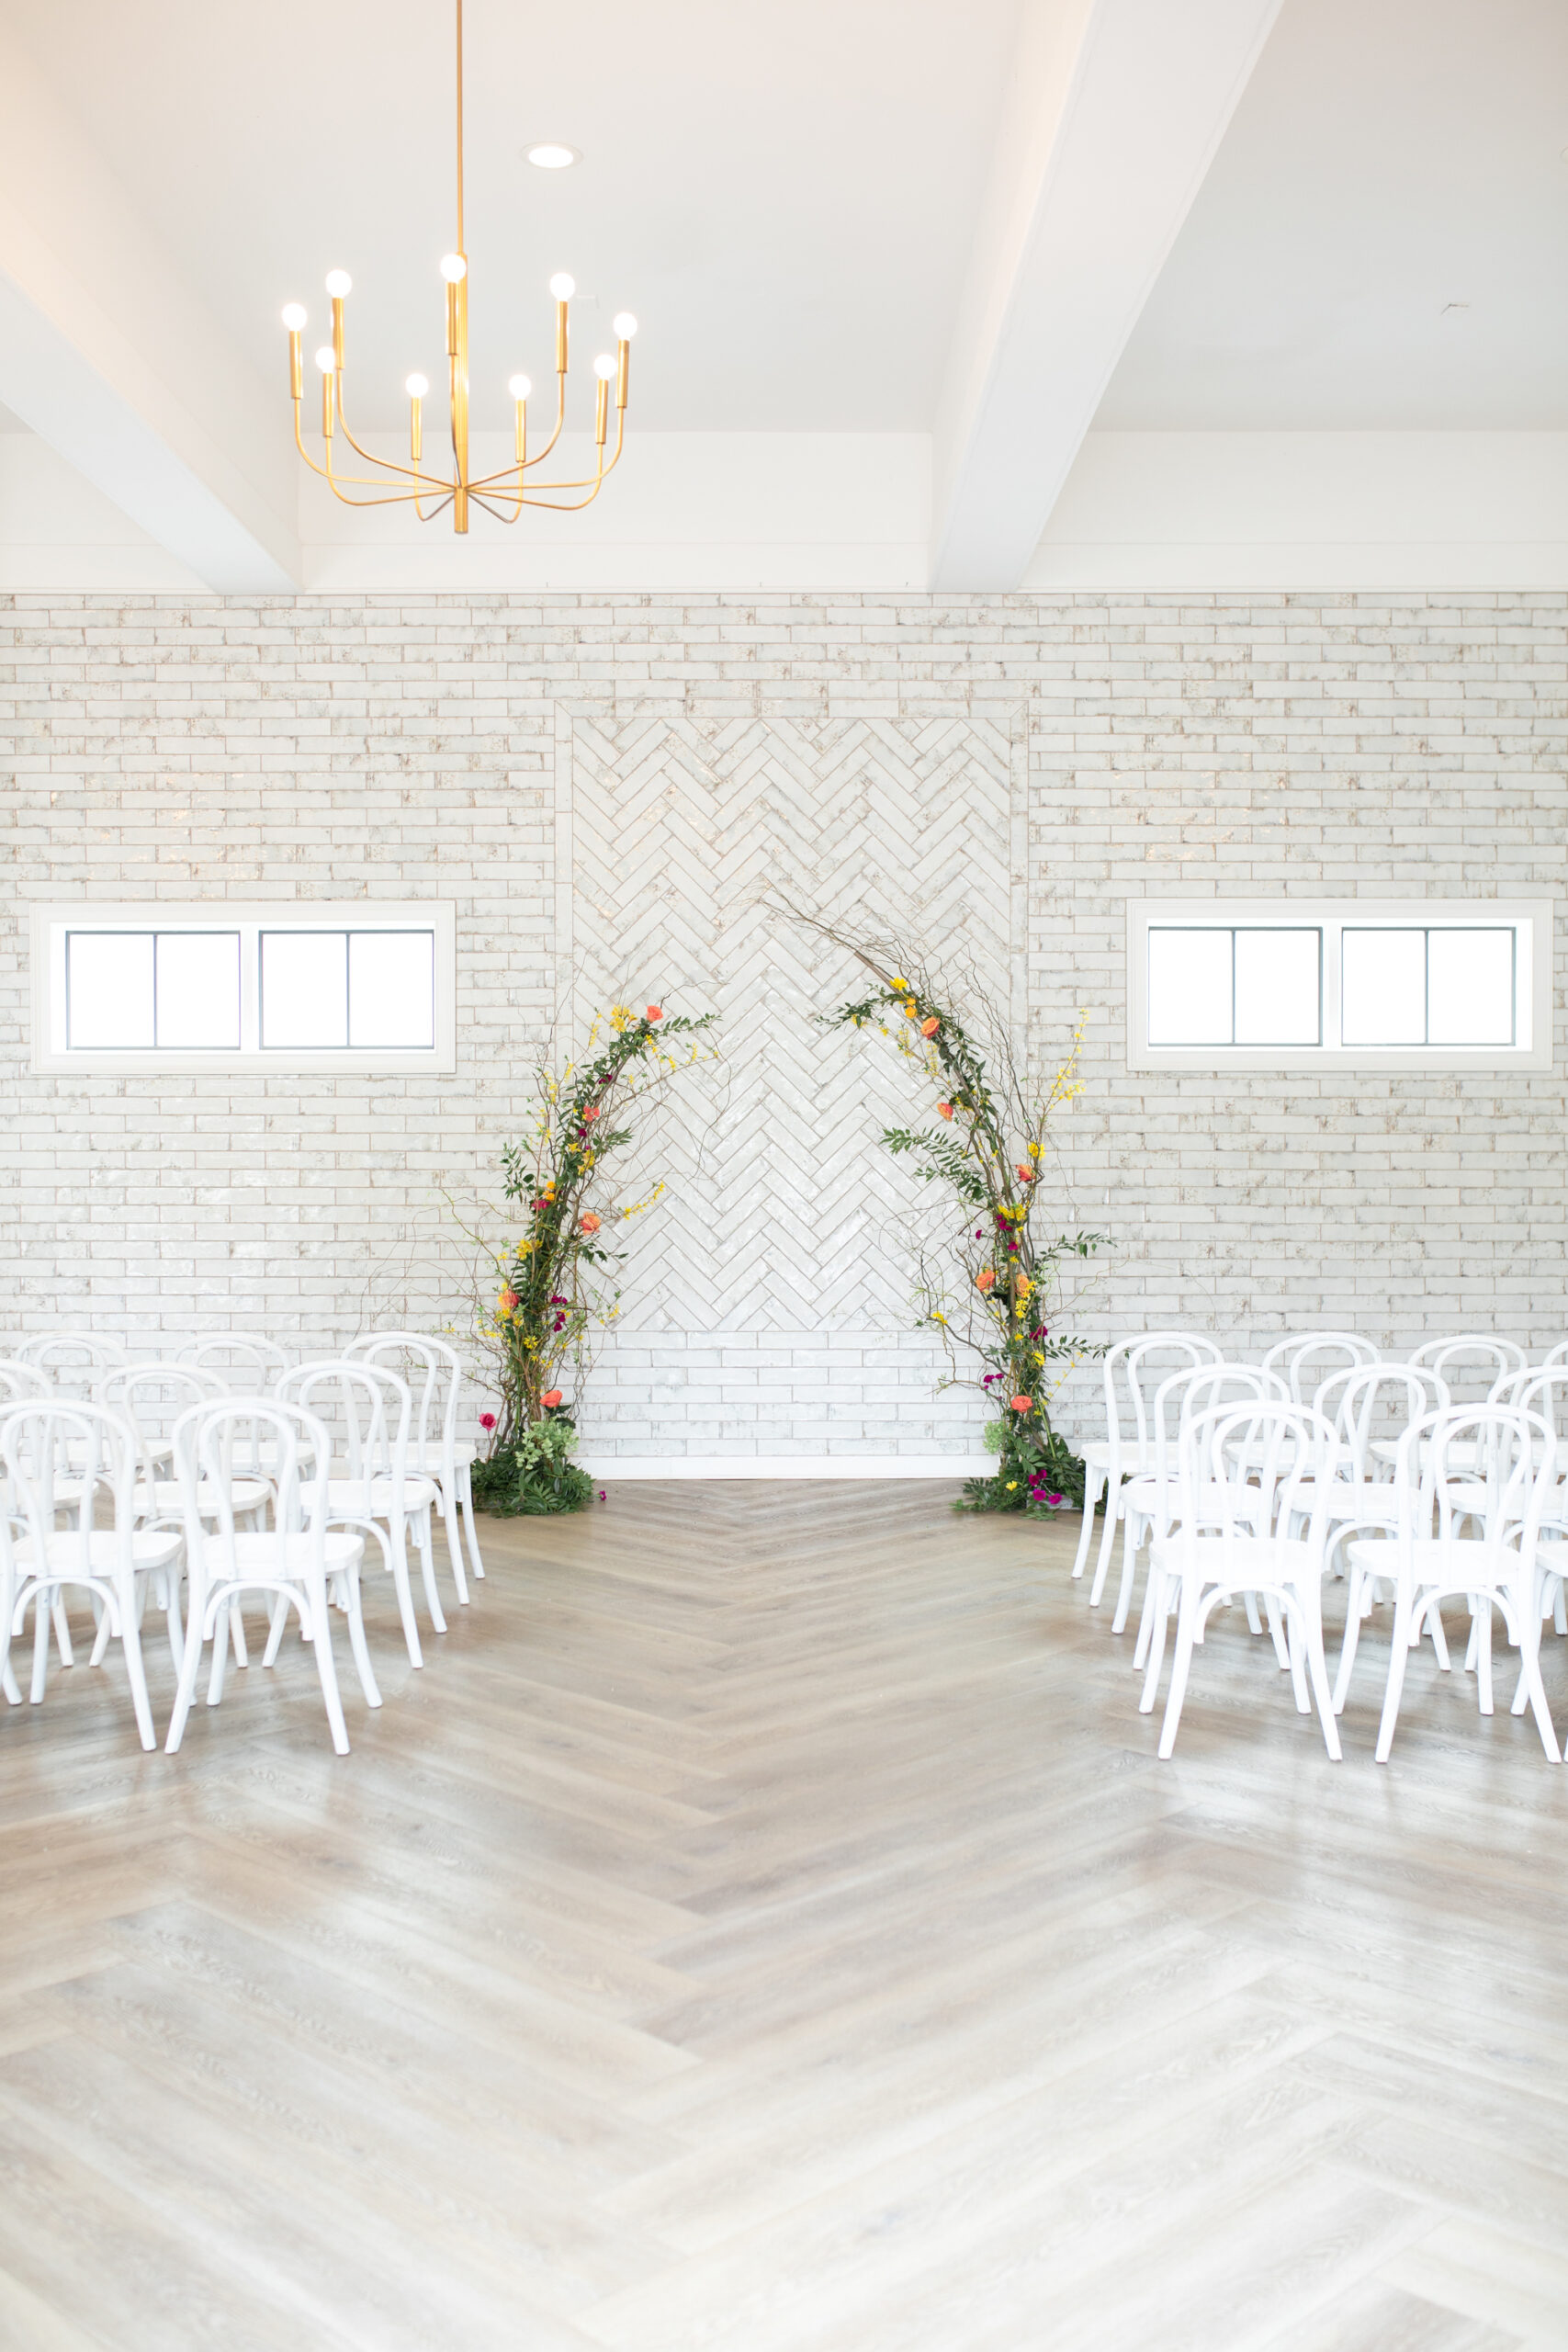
top-left (562, 714), bottom-right (1020, 1335)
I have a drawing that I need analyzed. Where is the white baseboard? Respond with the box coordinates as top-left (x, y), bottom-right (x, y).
top-left (579, 1453), bottom-right (992, 1481)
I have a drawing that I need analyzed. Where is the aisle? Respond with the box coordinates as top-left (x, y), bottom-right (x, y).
top-left (0, 1483), bottom-right (1563, 2349)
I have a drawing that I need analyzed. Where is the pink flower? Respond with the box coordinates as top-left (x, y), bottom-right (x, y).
top-left (581, 1105), bottom-right (601, 1123)
top-left (598, 1488), bottom-right (607, 1502)
top-left (479, 1411), bottom-right (496, 1431)
top-left (541, 1388), bottom-right (563, 1409)
top-left (1010, 1394), bottom-right (1033, 1413)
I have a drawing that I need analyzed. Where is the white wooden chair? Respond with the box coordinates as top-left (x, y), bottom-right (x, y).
top-left (1077, 1334), bottom-right (1222, 1598)
top-left (1141, 1399), bottom-right (1342, 1761)
top-left (345, 1332), bottom-right (477, 1606)
top-left (276, 1362), bottom-right (442, 1668)
top-left (166, 1401), bottom-right (377, 1757)
top-left (1347, 1406), bottom-right (1560, 1762)
top-left (0, 1402), bottom-right (178, 1751)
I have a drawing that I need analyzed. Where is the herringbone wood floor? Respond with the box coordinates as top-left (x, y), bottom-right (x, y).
top-left (3, 1483), bottom-right (1567, 2350)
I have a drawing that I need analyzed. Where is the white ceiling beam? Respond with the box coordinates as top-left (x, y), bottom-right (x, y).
top-left (931, 0), bottom-right (1285, 592)
top-left (0, 27), bottom-right (300, 593)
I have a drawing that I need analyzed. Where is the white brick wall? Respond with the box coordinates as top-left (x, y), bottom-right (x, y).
top-left (3, 589), bottom-right (1564, 1454)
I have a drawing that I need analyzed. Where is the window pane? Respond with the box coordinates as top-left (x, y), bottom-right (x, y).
top-left (260, 932), bottom-right (347, 1048)
top-left (1427, 929), bottom-right (1514, 1046)
top-left (1342, 928), bottom-right (1426, 1045)
top-left (1147, 929), bottom-right (1232, 1045)
top-left (67, 933), bottom-right (153, 1048)
top-left (1234, 929), bottom-right (1321, 1045)
top-left (154, 933), bottom-right (241, 1049)
top-left (347, 931), bottom-right (435, 1049)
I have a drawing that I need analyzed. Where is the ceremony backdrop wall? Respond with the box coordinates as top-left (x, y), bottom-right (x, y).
top-left (3, 589), bottom-right (1565, 1461)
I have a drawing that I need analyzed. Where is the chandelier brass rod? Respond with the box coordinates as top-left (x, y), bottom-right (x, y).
top-left (456, 0), bottom-right (465, 258)
top-left (333, 382), bottom-right (455, 492)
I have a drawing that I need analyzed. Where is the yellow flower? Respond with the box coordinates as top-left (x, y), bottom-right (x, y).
top-left (1032, 1351), bottom-right (1045, 1367)
top-left (1006, 1481), bottom-right (1018, 1491)
top-left (931, 1311), bottom-right (947, 1326)
top-left (1028, 1142), bottom-right (1042, 1160)
top-left (891, 974), bottom-right (908, 989)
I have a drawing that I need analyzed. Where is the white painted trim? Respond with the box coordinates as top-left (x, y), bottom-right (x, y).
top-left (581, 1454), bottom-right (993, 1481)
top-left (29, 899), bottom-right (457, 1075)
top-left (1124, 895), bottom-right (1554, 1075)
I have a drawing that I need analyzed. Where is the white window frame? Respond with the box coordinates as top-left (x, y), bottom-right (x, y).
top-left (30, 902), bottom-right (457, 1075)
top-left (1126, 897), bottom-right (1553, 1074)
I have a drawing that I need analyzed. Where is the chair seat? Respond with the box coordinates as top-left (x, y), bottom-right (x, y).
top-left (1080, 1441), bottom-right (1154, 1476)
top-left (14, 1530), bottom-right (181, 1577)
top-left (326, 1475), bottom-right (438, 1515)
top-left (1347, 1533), bottom-right (1523, 1591)
top-left (1122, 1475), bottom-right (1264, 1528)
top-left (135, 1478), bottom-right (270, 1516)
top-left (1150, 1533), bottom-right (1321, 1585)
top-left (188, 1531), bottom-right (365, 1579)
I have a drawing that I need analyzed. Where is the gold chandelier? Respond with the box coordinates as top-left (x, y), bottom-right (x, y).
top-left (279, 0), bottom-right (634, 533)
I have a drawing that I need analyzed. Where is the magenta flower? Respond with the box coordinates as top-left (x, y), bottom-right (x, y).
top-left (479, 1412), bottom-right (496, 1431)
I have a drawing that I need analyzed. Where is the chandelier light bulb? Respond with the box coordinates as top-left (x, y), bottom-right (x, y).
top-left (526, 142), bottom-right (578, 169)
top-left (549, 272), bottom-right (575, 301)
top-left (592, 353), bottom-right (616, 380)
top-left (281, 302), bottom-right (308, 333)
top-left (613, 313), bottom-right (638, 341)
top-left (324, 269), bottom-right (353, 298)
top-left (405, 372), bottom-right (429, 399)
top-left (440, 252), bottom-right (468, 283)
top-left (508, 374), bottom-right (532, 400)
top-left (314, 345), bottom-right (336, 374)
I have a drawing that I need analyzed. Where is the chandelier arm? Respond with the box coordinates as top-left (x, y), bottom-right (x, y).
top-left (311, 421), bottom-right (458, 505)
top-left (471, 408), bottom-right (624, 498)
top-left (333, 377), bottom-right (455, 492)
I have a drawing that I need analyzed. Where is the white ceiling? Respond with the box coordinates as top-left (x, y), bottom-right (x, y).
top-left (1, 0), bottom-right (1564, 592)
top-left (1100, 0), bottom-right (1568, 429)
top-left (0, 0), bottom-right (1021, 434)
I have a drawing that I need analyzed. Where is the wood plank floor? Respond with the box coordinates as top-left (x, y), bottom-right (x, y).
top-left (3, 1481), bottom-right (1567, 2350)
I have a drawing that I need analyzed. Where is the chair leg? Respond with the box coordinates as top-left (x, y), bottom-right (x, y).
top-left (51, 1598), bottom-right (73, 1668)
top-left (1070, 1471), bottom-right (1103, 1580)
top-left (207, 1602), bottom-right (231, 1705)
top-left (384, 1521), bottom-right (424, 1670)
top-left (1427, 1606), bottom-right (1451, 1671)
top-left (1243, 1589), bottom-right (1264, 1635)
top-left (434, 1497), bottom-right (469, 1607)
top-left (1333, 1564), bottom-right (1366, 1714)
top-left (1157, 1588), bottom-right (1201, 1758)
top-left (1088, 1477), bottom-right (1123, 1608)
top-left (1111, 1513), bottom-right (1145, 1635)
top-left (29, 1591), bottom-right (51, 1703)
top-left (1139, 1569), bottom-right (1175, 1714)
top-left (1375, 1595), bottom-right (1415, 1762)
top-left (1476, 1603), bottom-right (1494, 1716)
top-left (164, 1600), bottom-right (209, 1754)
top-left (1264, 1593), bottom-right (1292, 1670)
top-left (307, 1587), bottom-right (350, 1756)
top-left (263, 1593), bottom-right (291, 1668)
top-left (1300, 1593), bottom-right (1343, 1761)
top-left (118, 1596), bottom-right (157, 1754)
top-left (338, 1571), bottom-right (382, 1711)
top-left (407, 1513), bottom-right (446, 1636)
top-left (459, 1466), bottom-right (486, 1583)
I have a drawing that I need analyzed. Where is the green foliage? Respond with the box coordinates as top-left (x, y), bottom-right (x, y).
top-left (820, 938), bottom-right (1111, 1520)
top-left (472, 1413), bottom-right (599, 1517)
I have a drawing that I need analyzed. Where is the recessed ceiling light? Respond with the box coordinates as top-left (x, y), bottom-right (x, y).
top-left (526, 142), bottom-right (580, 169)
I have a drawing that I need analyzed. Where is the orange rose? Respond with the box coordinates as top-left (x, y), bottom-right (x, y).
top-left (976, 1269), bottom-right (996, 1293)
top-left (579, 1211), bottom-right (601, 1234)
top-left (920, 1016), bottom-right (940, 1038)
top-left (1016, 1163), bottom-right (1034, 1182)
top-left (497, 1288), bottom-right (519, 1315)
top-left (646, 1004), bottom-right (663, 1023)
top-left (937, 1102), bottom-right (954, 1121)
top-left (541, 1388), bottom-right (563, 1408)
top-left (581, 1105), bottom-right (600, 1123)
top-left (1010, 1394), bottom-right (1033, 1413)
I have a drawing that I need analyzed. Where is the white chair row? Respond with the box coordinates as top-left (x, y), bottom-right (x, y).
top-left (0, 1397), bottom-right (376, 1756)
top-left (2, 1330), bottom-right (498, 1757)
top-left (2, 1328), bottom-right (489, 1597)
top-left (1069, 1328), bottom-right (1568, 1767)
